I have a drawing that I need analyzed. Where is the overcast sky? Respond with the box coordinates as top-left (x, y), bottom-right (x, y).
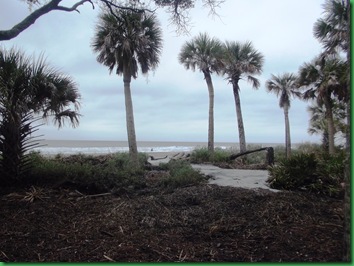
top-left (0, 0), bottom-right (325, 144)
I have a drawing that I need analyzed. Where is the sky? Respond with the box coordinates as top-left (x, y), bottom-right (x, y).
top-left (0, 0), bottom-right (326, 144)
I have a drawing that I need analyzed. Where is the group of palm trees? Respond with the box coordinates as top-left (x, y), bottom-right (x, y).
top-left (89, 0), bottom-right (348, 166)
top-left (179, 0), bottom-right (349, 158)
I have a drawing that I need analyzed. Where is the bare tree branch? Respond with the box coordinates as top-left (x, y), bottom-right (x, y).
top-left (0, 0), bottom-right (223, 41)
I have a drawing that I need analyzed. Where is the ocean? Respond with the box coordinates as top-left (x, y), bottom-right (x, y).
top-left (31, 140), bottom-right (285, 156)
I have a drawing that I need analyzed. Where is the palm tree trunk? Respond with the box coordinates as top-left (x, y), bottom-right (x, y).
top-left (232, 82), bottom-right (246, 153)
top-left (123, 65), bottom-right (139, 165)
top-left (204, 72), bottom-right (214, 153)
top-left (324, 95), bottom-right (335, 154)
top-left (283, 105), bottom-right (291, 158)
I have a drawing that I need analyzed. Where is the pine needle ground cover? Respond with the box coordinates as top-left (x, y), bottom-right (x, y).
top-left (0, 184), bottom-right (343, 262)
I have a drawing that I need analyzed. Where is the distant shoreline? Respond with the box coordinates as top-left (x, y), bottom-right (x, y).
top-left (30, 140), bottom-right (318, 156)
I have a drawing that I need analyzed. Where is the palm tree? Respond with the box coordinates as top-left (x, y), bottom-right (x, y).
top-left (307, 100), bottom-right (347, 151)
top-left (265, 73), bottom-right (300, 158)
top-left (221, 41), bottom-right (264, 152)
top-left (178, 33), bottom-right (224, 153)
top-left (92, 8), bottom-right (163, 165)
top-left (0, 47), bottom-right (80, 183)
top-left (314, 0), bottom-right (350, 260)
top-left (298, 55), bottom-right (347, 154)
top-left (314, 0), bottom-right (349, 54)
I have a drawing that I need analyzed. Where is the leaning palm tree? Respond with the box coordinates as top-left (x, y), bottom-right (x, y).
top-left (92, 8), bottom-right (163, 165)
top-left (221, 41), bottom-right (264, 152)
top-left (265, 73), bottom-right (300, 158)
top-left (0, 47), bottom-right (80, 184)
top-left (297, 54), bottom-right (347, 154)
top-left (178, 33), bottom-right (224, 153)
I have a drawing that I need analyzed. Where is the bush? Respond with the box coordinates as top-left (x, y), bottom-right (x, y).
top-left (190, 147), bottom-right (232, 164)
top-left (267, 152), bottom-right (345, 197)
top-left (27, 152), bottom-right (148, 190)
top-left (159, 160), bottom-right (207, 188)
top-left (26, 152), bottom-right (207, 191)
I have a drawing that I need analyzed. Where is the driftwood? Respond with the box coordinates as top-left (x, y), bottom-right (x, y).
top-left (149, 155), bottom-right (168, 160)
top-left (229, 147), bottom-right (274, 166)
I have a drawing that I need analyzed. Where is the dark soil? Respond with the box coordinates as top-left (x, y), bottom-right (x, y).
top-left (0, 178), bottom-right (345, 262)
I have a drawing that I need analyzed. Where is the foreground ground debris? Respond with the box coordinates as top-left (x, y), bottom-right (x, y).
top-left (0, 183), bottom-right (344, 262)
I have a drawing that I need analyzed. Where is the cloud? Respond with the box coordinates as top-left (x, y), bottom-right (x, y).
top-left (0, 0), bottom-right (324, 144)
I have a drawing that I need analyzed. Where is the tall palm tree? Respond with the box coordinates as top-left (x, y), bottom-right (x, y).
top-left (0, 47), bottom-right (80, 183)
top-left (178, 33), bottom-right (224, 153)
top-left (298, 55), bottom-right (347, 154)
top-left (92, 8), bottom-right (163, 165)
top-left (265, 73), bottom-right (300, 158)
top-left (222, 41), bottom-right (264, 152)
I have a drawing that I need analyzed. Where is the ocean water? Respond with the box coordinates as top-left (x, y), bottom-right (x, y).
top-left (31, 140), bottom-right (284, 156)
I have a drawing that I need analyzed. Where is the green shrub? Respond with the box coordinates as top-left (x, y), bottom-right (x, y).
top-left (27, 152), bottom-right (148, 190)
top-left (296, 142), bottom-right (323, 154)
top-left (190, 147), bottom-right (232, 164)
top-left (190, 147), bottom-right (213, 163)
top-left (159, 160), bottom-right (206, 188)
top-left (267, 152), bottom-right (345, 197)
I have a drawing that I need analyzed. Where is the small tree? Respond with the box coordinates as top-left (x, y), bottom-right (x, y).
top-left (0, 47), bottom-right (81, 184)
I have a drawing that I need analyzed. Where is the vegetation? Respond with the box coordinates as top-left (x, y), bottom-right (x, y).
top-left (267, 151), bottom-right (345, 198)
top-left (91, 7), bottom-right (163, 165)
top-left (179, 33), bottom-right (224, 153)
top-left (307, 100), bottom-right (347, 149)
top-left (25, 152), bottom-right (205, 191)
top-left (159, 160), bottom-right (207, 188)
top-left (297, 54), bottom-right (347, 155)
top-left (190, 144), bottom-right (288, 166)
top-left (0, 47), bottom-right (80, 185)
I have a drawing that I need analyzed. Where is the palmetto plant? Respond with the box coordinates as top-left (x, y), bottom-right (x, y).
top-left (179, 33), bottom-right (224, 153)
top-left (0, 47), bottom-right (80, 184)
top-left (221, 41), bottom-right (264, 152)
top-left (265, 73), bottom-right (301, 158)
top-left (92, 8), bottom-right (163, 165)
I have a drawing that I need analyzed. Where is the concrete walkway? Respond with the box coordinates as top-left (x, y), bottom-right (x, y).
top-left (191, 164), bottom-right (279, 192)
top-left (147, 155), bottom-right (278, 192)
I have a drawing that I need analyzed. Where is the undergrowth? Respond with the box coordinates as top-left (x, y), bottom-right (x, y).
top-left (23, 151), bottom-right (205, 191)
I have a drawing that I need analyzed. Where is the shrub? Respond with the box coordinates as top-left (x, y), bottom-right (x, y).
top-left (159, 160), bottom-right (207, 188)
top-left (190, 147), bottom-right (232, 164)
top-left (27, 152), bottom-right (148, 190)
top-left (267, 152), bottom-right (345, 197)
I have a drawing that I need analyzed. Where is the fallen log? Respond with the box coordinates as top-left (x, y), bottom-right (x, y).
top-left (229, 147), bottom-right (274, 166)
